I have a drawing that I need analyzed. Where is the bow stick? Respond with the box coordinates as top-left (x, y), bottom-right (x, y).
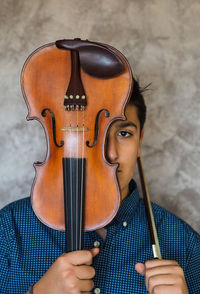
top-left (137, 156), bottom-right (162, 259)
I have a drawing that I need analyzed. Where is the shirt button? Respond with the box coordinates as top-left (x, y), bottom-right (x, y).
top-left (93, 240), bottom-right (100, 248)
top-left (94, 288), bottom-right (100, 294)
top-left (122, 221), bottom-right (127, 227)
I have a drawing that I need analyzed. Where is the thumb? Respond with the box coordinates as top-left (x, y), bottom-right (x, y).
top-left (90, 247), bottom-right (100, 257)
top-left (135, 262), bottom-right (145, 276)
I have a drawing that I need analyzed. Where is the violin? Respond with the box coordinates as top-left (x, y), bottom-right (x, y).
top-left (21, 38), bottom-right (133, 252)
top-left (21, 38), bottom-right (161, 258)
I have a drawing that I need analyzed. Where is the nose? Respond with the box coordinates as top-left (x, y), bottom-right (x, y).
top-left (106, 135), bottom-right (118, 163)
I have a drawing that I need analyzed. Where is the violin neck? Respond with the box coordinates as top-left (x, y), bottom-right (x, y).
top-left (62, 158), bottom-right (86, 252)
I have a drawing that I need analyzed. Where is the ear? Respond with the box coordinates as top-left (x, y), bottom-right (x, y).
top-left (137, 127), bottom-right (144, 157)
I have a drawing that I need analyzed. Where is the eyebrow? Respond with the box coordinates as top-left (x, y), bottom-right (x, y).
top-left (115, 121), bottom-right (138, 130)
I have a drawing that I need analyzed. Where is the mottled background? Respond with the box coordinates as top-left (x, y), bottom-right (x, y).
top-left (0, 0), bottom-right (199, 233)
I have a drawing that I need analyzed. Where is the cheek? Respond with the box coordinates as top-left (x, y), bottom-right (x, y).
top-left (123, 146), bottom-right (138, 175)
top-left (128, 155), bottom-right (138, 175)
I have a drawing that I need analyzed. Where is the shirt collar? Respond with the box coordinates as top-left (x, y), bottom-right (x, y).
top-left (107, 180), bottom-right (140, 226)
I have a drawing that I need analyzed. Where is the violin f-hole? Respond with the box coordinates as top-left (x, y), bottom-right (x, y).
top-left (41, 108), bottom-right (64, 148)
top-left (86, 108), bottom-right (110, 148)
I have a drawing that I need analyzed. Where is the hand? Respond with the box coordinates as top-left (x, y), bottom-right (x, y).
top-left (135, 259), bottom-right (189, 294)
top-left (33, 248), bottom-right (99, 294)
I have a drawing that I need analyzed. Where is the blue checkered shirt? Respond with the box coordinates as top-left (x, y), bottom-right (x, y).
top-left (0, 181), bottom-right (200, 293)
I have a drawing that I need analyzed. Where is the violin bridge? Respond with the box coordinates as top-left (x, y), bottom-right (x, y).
top-left (61, 126), bottom-right (88, 132)
top-left (65, 104), bottom-right (85, 111)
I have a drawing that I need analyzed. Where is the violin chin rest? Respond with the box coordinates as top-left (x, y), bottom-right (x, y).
top-left (55, 38), bottom-right (125, 79)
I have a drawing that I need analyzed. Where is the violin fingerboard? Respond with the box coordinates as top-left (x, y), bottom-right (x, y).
top-left (63, 158), bottom-right (86, 252)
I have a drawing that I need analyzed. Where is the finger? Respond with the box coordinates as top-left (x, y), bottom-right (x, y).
top-left (150, 284), bottom-right (180, 294)
top-left (78, 279), bottom-right (94, 292)
top-left (62, 250), bottom-right (94, 266)
top-left (147, 274), bottom-right (180, 293)
top-left (135, 263), bottom-right (145, 276)
top-left (74, 265), bottom-right (96, 279)
top-left (63, 269), bottom-right (94, 293)
top-left (145, 264), bottom-right (184, 279)
top-left (145, 259), bottom-right (178, 269)
top-left (84, 248), bottom-right (99, 265)
top-left (90, 248), bottom-right (100, 257)
top-left (145, 264), bottom-right (184, 290)
top-left (62, 271), bottom-right (81, 294)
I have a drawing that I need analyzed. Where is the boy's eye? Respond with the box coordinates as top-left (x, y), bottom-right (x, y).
top-left (118, 131), bottom-right (131, 137)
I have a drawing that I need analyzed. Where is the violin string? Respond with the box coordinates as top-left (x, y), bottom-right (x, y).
top-left (76, 108), bottom-right (79, 251)
top-left (80, 110), bottom-right (85, 250)
top-left (69, 109), bottom-right (73, 252)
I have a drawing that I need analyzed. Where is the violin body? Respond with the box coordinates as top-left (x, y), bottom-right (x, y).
top-left (21, 40), bottom-right (132, 240)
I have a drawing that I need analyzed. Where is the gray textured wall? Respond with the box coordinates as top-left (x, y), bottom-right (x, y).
top-left (0, 0), bottom-right (200, 233)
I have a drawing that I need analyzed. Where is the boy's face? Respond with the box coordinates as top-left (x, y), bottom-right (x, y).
top-left (106, 104), bottom-right (144, 200)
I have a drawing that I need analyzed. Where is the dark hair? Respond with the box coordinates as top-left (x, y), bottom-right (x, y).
top-left (129, 78), bottom-right (147, 133)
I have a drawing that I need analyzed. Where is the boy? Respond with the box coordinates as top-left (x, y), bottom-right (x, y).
top-left (0, 79), bottom-right (199, 293)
